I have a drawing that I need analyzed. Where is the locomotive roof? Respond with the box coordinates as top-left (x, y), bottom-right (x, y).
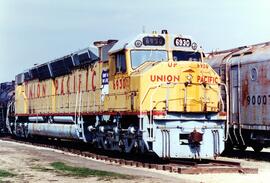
top-left (109, 32), bottom-right (203, 54)
top-left (34, 46), bottom-right (99, 69)
top-left (15, 31), bottom-right (203, 85)
top-left (15, 46), bottom-right (99, 84)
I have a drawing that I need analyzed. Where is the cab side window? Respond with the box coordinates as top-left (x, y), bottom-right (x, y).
top-left (115, 51), bottom-right (126, 73)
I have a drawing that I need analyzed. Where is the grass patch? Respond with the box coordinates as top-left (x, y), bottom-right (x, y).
top-left (50, 162), bottom-right (133, 180)
top-left (0, 169), bottom-right (16, 178)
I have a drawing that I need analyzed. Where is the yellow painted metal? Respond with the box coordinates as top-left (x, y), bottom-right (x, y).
top-left (15, 33), bottom-right (222, 116)
top-left (15, 62), bottom-right (221, 115)
top-left (128, 60), bottom-right (220, 113)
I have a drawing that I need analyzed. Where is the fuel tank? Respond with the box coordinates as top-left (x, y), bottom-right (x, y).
top-left (27, 123), bottom-right (80, 139)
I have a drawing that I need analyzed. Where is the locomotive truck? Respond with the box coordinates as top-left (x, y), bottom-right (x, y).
top-left (2, 30), bottom-right (226, 159)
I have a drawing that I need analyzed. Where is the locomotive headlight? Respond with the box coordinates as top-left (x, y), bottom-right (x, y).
top-left (191, 42), bottom-right (197, 50)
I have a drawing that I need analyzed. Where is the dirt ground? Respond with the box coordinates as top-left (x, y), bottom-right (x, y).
top-left (0, 140), bottom-right (270, 183)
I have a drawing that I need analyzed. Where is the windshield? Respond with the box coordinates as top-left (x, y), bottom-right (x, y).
top-left (172, 51), bottom-right (201, 62)
top-left (131, 50), bottom-right (168, 69)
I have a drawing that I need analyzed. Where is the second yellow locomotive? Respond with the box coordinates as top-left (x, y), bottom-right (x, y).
top-left (8, 30), bottom-right (225, 158)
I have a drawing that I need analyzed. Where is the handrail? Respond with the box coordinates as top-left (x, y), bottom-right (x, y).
top-left (218, 83), bottom-right (226, 113)
top-left (139, 79), bottom-right (223, 141)
top-left (219, 82), bottom-right (229, 141)
top-left (74, 91), bottom-right (79, 124)
top-left (78, 91), bottom-right (82, 121)
top-left (140, 81), bottom-right (219, 116)
top-left (237, 55), bottom-right (245, 146)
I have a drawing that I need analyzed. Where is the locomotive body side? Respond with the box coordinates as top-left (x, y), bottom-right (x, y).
top-left (15, 63), bottom-right (103, 116)
top-left (206, 42), bottom-right (270, 152)
top-left (8, 31), bottom-right (226, 159)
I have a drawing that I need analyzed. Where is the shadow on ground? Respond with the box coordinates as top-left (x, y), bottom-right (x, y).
top-left (222, 149), bottom-right (270, 162)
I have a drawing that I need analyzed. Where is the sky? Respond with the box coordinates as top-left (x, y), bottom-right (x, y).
top-left (0, 0), bottom-right (270, 83)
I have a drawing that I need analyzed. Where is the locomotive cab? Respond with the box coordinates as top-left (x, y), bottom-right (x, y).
top-left (105, 32), bottom-right (220, 113)
top-left (102, 31), bottom-right (226, 158)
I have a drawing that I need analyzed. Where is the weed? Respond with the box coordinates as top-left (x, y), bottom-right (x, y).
top-left (50, 162), bottom-right (133, 180)
top-left (0, 170), bottom-right (15, 178)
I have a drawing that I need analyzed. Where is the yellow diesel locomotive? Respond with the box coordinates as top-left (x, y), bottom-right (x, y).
top-left (7, 30), bottom-right (226, 158)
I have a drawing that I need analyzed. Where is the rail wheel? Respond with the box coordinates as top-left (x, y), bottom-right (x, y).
top-left (223, 140), bottom-right (234, 153)
top-left (237, 145), bottom-right (247, 151)
top-left (252, 144), bottom-right (263, 153)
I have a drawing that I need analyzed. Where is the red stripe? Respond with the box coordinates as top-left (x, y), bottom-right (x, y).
top-left (15, 111), bottom-right (167, 117)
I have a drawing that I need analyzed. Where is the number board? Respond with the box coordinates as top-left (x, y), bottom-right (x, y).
top-left (174, 37), bottom-right (191, 47)
top-left (143, 36), bottom-right (165, 46)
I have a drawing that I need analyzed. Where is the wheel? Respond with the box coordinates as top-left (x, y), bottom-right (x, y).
top-left (237, 145), bottom-right (247, 151)
top-left (252, 145), bottom-right (263, 153)
top-left (223, 140), bottom-right (234, 153)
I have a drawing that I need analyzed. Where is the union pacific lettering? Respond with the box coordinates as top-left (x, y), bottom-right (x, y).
top-left (26, 70), bottom-right (96, 99)
top-left (55, 71), bottom-right (96, 95)
top-left (197, 75), bottom-right (219, 84)
top-left (150, 75), bottom-right (180, 82)
top-left (26, 82), bottom-right (47, 99)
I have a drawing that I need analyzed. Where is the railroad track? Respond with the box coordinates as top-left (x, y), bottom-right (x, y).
top-left (0, 136), bottom-right (258, 174)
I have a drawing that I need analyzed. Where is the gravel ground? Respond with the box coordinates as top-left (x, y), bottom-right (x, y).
top-left (0, 140), bottom-right (270, 183)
